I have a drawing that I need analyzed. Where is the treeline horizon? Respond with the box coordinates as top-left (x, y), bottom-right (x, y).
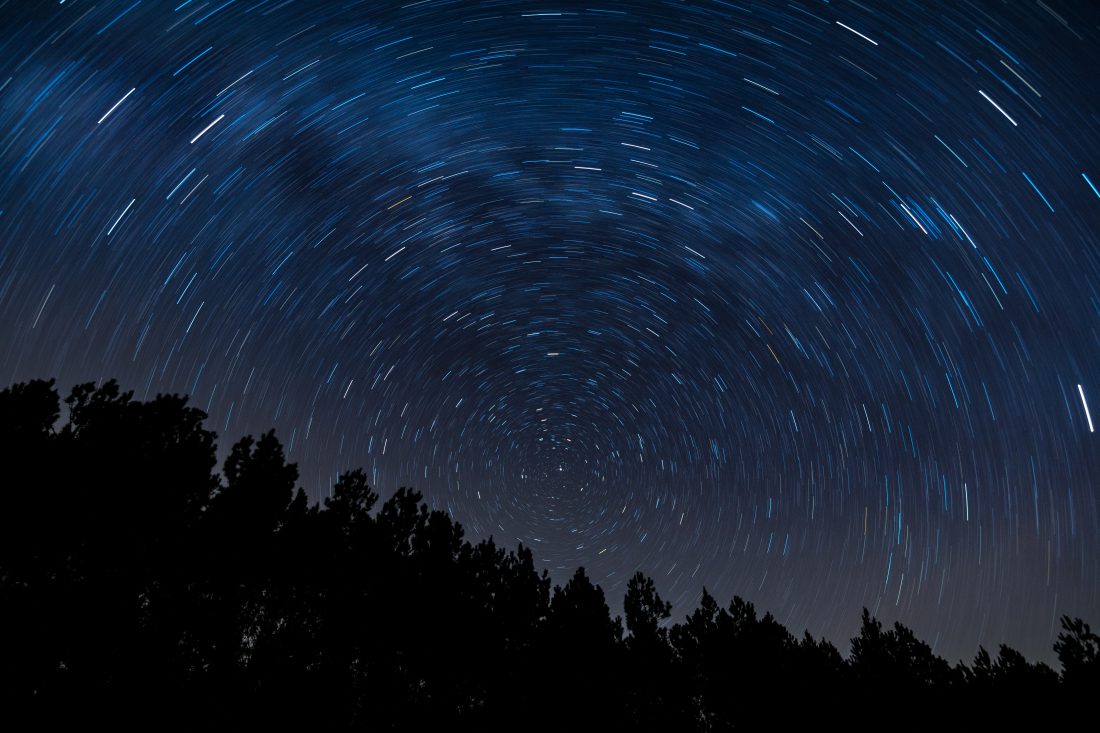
top-left (2, 377), bottom-right (1097, 729)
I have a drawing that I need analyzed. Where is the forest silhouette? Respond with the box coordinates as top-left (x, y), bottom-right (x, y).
top-left (2, 377), bottom-right (1097, 729)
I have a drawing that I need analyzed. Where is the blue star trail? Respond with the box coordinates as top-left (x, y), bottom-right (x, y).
top-left (1, 0), bottom-right (1098, 664)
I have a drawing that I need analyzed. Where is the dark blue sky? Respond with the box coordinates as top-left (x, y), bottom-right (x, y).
top-left (2, 0), bottom-right (1098, 663)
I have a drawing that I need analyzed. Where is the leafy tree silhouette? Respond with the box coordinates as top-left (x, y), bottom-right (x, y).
top-left (1055, 615), bottom-right (1100, 688)
top-left (850, 608), bottom-right (955, 689)
top-left (1, 378), bottom-right (222, 724)
top-left (622, 571), bottom-right (696, 729)
top-left (625, 571), bottom-right (672, 641)
top-left (534, 567), bottom-right (625, 730)
top-left (968, 643), bottom-right (1059, 690)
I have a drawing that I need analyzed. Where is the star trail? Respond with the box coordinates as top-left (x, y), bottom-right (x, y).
top-left (1, 0), bottom-right (1098, 664)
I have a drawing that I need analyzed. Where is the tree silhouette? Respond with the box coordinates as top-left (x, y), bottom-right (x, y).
top-left (0, 375), bottom-right (1095, 729)
top-left (1055, 615), bottom-right (1100, 688)
top-left (622, 572), bottom-right (693, 728)
top-left (850, 608), bottom-right (956, 689)
top-left (534, 567), bottom-right (625, 730)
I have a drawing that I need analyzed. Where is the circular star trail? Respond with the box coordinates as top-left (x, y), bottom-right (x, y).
top-left (1, 0), bottom-right (1098, 663)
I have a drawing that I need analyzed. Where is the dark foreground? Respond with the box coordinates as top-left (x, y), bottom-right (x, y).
top-left (2, 378), bottom-right (1096, 730)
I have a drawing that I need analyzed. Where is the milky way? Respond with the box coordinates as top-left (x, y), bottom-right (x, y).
top-left (2, 0), bottom-right (1099, 663)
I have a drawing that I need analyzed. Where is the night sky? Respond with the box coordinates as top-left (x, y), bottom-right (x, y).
top-left (2, 0), bottom-right (1099, 664)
